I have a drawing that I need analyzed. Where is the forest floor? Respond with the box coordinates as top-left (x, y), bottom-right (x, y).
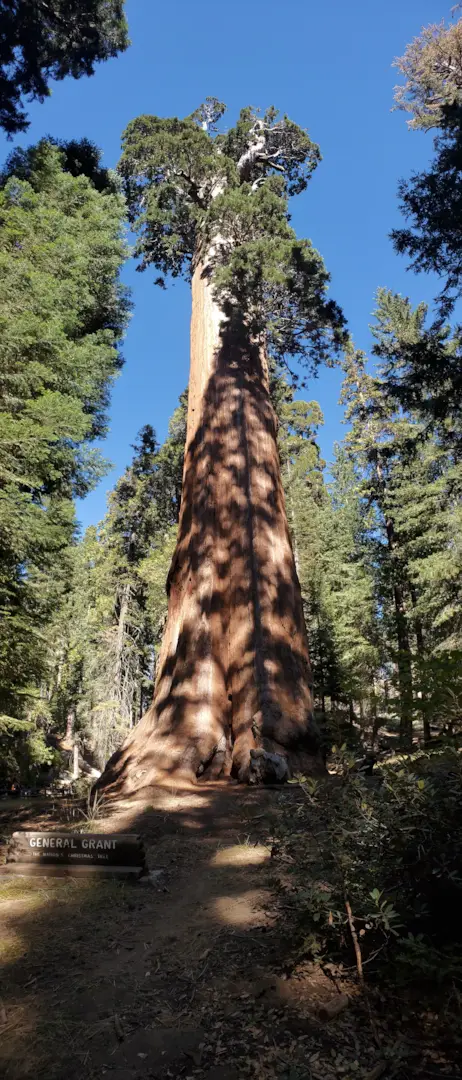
top-left (0, 781), bottom-right (459, 1080)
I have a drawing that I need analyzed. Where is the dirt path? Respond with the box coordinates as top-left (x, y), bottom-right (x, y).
top-left (0, 784), bottom-right (369, 1080)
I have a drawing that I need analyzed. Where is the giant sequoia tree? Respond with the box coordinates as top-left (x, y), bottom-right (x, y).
top-left (97, 100), bottom-right (344, 795)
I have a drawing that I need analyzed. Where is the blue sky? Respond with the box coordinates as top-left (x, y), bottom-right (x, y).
top-left (0, 0), bottom-right (453, 530)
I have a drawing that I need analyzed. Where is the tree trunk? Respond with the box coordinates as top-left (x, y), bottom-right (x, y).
top-left (65, 709), bottom-right (74, 744)
top-left (96, 257), bottom-right (323, 796)
top-left (372, 452), bottom-right (414, 752)
top-left (114, 582), bottom-right (130, 699)
top-left (385, 519), bottom-right (413, 752)
top-left (409, 584), bottom-right (430, 745)
top-left (348, 698), bottom-right (355, 728)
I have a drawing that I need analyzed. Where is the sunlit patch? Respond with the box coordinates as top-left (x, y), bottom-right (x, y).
top-left (211, 844), bottom-right (270, 867)
top-left (150, 793), bottom-right (212, 813)
top-left (0, 924), bottom-right (27, 963)
top-left (213, 888), bottom-right (272, 927)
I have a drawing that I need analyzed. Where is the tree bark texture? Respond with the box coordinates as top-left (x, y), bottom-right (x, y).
top-left (96, 259), bottom-right (322, 795)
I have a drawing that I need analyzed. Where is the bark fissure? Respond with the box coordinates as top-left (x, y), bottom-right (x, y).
top-left (96, 250), bottom-right (322, 796)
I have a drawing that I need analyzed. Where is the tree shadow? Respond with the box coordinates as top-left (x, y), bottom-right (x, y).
top-left (0, 785), bottom-right (336, 1080)
top-left (97, 302), bottom-right (323, 797)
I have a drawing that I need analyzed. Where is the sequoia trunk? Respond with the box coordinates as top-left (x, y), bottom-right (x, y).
top-left (96, 256), bottom-right (322, 796)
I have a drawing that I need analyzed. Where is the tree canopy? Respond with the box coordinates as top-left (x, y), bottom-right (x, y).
top-left (119, 101), bottom-right (346, 369)
top-left (0, 0), bottom-right (129, 135)
top-left (392, 18), bottom-right (462, 316)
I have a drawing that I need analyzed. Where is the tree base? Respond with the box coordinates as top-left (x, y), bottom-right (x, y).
top-left (93, 702), bottom-right (325, 801)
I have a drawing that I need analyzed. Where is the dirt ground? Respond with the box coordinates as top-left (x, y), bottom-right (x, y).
top-left (0, 783), bottom-right (453, 1080)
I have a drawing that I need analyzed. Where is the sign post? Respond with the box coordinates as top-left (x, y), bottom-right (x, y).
top-left (1, 832), bottom-right (146, 878)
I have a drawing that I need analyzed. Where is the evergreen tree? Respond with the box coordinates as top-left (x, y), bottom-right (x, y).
top-left (340, 345), bottom-right (416, 748)
top-left (0, 0), bottom-right (129, 135)
top-left (372, 291), bottom-right (462, 736)
top-left (97, 101), bottom-right (345, 795)
top-left (370, 288), bottom-right (462, 448)
top-left (0, 138), bottom-right (129, 764)
top-left (276, 382), bottom-right (340, 711)
top-left (322, 447), bottom-right (381, 734)
top-left (48, 399), bottom-right (187, 770)
top-left (392, 18), bottom-right (462, 316)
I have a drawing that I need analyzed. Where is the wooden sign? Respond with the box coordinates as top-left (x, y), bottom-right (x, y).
top-left (2, 832), bottom-right (146, 878)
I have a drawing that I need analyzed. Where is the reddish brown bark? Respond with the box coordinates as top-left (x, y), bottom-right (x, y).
top-left (96, 259), bottom-right (323, 796)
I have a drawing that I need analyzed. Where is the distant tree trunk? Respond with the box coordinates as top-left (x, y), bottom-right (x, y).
top-left (385, 518), bottom-right (413, 751)
top-left (409, 584), bottom-right (431, 745)
top-left (96, 254), bottom-right (323, 796)
top-left (370, 680), bottom-right (380, 747)
top-left (65, 709), bottom-right (74, 745)
top-left (371, 451), bottom-right (414, 751)
top-left (114, 582), bottom-right (130, 699)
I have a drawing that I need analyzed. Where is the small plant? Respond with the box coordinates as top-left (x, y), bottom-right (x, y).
top-left (274, 745), bottom-right (462, 986)
top-left (76, 790), bottom-right (108, 830)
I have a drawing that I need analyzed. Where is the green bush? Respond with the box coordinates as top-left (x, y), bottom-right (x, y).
top-left (277, 746), bottom-right (462, 985)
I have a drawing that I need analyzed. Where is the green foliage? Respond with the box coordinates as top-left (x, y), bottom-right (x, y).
top-left (371, 288), bottom-right (462, 442)
top-left (392, 18), bottom-right (462, 315)
top-left (0, 138), bottom-right (129, 768)
top-left (393, 19), bottom-right (462, 131)
top-left (276, 749), bottom-right (462, 985)
top-left (391, 105), bottom-right (462, 316)
top-left (0, 0), bottom-right (129, 135)
top-left (119, 102), bottom-right (345, 368)
top-left (47, 396), bottom-right (187, 768)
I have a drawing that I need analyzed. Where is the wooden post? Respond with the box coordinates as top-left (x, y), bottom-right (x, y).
top-left (73, 743), bottom-right (79, 780)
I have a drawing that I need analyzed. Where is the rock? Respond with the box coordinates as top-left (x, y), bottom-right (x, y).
top-left (140, 869), bottom-right (165, 886)
top-left (248, 748), bottom-right (289, 785)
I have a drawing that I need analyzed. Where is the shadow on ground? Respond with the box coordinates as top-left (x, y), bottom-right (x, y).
top-left (1, 781), bottom-right (448, 1080)
top-left (0, 782), bottom-right (354, 1080)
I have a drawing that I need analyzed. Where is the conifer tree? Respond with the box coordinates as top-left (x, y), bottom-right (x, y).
top-left (97, 101), bottom-right (345, 794)
top-left (276, 384), bottom-right (340, 712)
top-left (392, 17), bottom-right (462, 316)
top-left (0, 139), bottom-right (129, 752)
top-left (340, 345), bottom-right (416, 748)
top-left (49, 401), bottom-right (187, 769)
top-left (372, 291), bottom-right (462, 736)
top-left (322, 447), bottom-right (381, 733)
top-left (0, 0), bottom-right (129, 135)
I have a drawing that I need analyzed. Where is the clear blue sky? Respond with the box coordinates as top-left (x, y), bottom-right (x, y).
top-left (0, 0), bottom-right (452, 530)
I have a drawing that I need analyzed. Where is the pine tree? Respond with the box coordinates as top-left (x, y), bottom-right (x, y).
top-left (97, 101), bottom-right (345, 795)
top-left (370, 288), bottom-right (462, 448)
top-left (392, 18), bottom-right (462, 316)
top-left (372, 290), bottom-right (462, 738)
top-left (0, 1), bottom-right (129, 135)
top-left (0, 139), bottom-right (129, 761)
top-left (340, 345), bottom-right (416, 749)
top-left (48, 399), bottom-right (187, 770)
top-left (322, 447), bottom-right (381, 735)
top-left (275, 381), bottom-right (340, 712)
